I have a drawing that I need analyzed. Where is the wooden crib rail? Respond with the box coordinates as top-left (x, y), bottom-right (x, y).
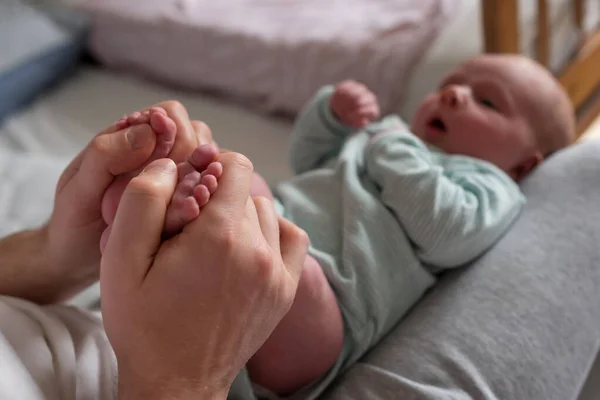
top-left (481, 0), bottom-right (600, 135)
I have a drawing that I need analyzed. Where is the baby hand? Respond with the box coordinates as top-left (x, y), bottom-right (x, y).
top-left (330, 80), bottom-right (380, 128)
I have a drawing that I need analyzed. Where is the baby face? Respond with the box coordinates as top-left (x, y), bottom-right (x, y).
top-left (411, 55), bottom-right (552, 179)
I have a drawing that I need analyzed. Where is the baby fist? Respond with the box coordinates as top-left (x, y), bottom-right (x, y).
top-left (330, 80), bottom-right (380, 128)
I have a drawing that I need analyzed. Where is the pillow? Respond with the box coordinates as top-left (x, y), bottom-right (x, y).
top-left (0, 0), bottom-right (88, 123)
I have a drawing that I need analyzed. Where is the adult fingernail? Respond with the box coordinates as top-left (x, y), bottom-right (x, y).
top-left (142, 159), bottom-right (176, 174)
top-left (126, 124), bottom-right (154, 149)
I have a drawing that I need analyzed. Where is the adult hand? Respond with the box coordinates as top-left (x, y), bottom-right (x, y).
top-left (43, 101), bottom-right (212, 301)
top-left (100, 152), bottom-right (308, 399)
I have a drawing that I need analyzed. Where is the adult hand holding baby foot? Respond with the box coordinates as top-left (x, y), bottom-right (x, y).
top-left (330, 80), bottom-right (381, 128)
top-left (101, 152), bottom-right (309, 400)
top-left (38, 101), bottom-right (209, 304)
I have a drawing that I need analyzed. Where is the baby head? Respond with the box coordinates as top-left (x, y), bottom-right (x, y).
top-left (411, 54), bottom-right (575, 180)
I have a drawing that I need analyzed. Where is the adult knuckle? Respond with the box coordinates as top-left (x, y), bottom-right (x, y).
top-left (293, 226), bottom-right (310, 248)
top-left (254, 246), bottom-right (275, 276)
top-left (90, 135), bottom-right (111, 156)
top-left (215, 227), bottom-right (238, 252)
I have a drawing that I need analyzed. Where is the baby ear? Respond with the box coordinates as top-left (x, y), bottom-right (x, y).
top-left (510, 151), bottom-right (543, 181)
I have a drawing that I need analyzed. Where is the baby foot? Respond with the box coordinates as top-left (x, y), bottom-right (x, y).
top-left (114, 107), bottom-right (177, 163)
top-left (102, 107), bottom-right (177, 225)
top-left (164, 144), bottom-right (222, 236)
top-left (99, 144), bottom-right (221, 252)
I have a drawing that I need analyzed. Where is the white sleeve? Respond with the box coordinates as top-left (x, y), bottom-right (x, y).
top-left (0, 296), bottom-right (116, 400)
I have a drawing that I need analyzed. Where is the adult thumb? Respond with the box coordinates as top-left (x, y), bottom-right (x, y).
top-left (73, 124), bottom-right (158, 205)
top-left (101, 159), bottom-right (178, 290)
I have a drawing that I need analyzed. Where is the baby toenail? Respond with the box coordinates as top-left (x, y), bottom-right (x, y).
top-left (126, 125), bottom-right (153, 149)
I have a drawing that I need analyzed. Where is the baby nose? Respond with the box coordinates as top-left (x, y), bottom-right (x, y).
top-left (440, 85), bottom-right (469, 109)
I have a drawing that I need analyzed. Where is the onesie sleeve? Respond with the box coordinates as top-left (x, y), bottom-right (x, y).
top-left (290, 86), bottom-right (355, 175)
top-left (364, 131), bottom-right (526, 268)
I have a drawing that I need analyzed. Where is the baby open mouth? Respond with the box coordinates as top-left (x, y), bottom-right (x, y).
top-left (428, 117), bottom-right (447, 133)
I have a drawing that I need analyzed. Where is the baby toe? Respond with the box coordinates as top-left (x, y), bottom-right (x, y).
top-left (149, 106), bottom-right (168, 116)
top-left (178, 171), bottom-right (202, 196)
top-left (189, 144), bottom-right (218, 171)
top-left (201, 174), bottom-right (218, 194)
top-left (137, 110), bottom-right (150, 124)
top-left (164, 196), bottom-right (200, 235)
top-left (179, 196), bottom-right (201, 222)
top-left (205, 161), bottom-right (223, 178)
top-left (193, 184), bottom-right (211, 207)
top-left (150, 111), bottom-right (177, 138)
top-left (127, 112), bottom-right (141, 125)
top-left (177, 162), bottom-right (197, 183)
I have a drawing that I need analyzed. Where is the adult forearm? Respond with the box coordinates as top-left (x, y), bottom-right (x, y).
top-left (0, 226), bottom-right (95, 304)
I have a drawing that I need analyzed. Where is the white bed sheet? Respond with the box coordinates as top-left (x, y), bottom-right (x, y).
top-left (0, 67), bottom-right (295, 185)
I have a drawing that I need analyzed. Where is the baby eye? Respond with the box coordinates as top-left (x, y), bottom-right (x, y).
top-left (479, 98), bottom-right (496, 109)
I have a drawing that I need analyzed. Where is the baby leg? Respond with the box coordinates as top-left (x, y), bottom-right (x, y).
top-left (245, 199), bottom-right (344, 393)
top-left (102, 107), bottom-right (177, 225)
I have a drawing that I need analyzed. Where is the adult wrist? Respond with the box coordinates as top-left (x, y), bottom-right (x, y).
top-left (117, 366), bottom-right (230, 400)
top-left (36, 223), bottom-right (99, 303)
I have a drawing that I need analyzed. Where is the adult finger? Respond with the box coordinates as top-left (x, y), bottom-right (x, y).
top-left (102, 159), bottom-right (178, 288)
top-left (154, 100), bottom-right (198, 164)
top-left (191, 120), bottom-right (214, 145)
top-left (277, 216), bottom-right (309, 285)
top-left (253, 196), bottom-right (280, 255)
top-left (73, 124), bottom-right (157, 205)
top-left (99, 224), bottom-right (112, 254)
top-left (198, 152), bottom-right (254, 225)
top-left (55, 147), bottom-right (85, 195)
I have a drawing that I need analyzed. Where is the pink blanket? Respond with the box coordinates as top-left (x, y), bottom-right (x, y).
top-left (80, 0), bottom-right (462, 115)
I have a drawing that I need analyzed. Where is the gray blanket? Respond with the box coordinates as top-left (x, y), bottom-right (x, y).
top-left (323, 139), bottom-right (600, 399)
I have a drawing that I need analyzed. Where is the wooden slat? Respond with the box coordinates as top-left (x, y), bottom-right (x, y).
top-left (481, 0), bottom-right (520, 53)
top-left (559, 30), bottom-right (600, 110)
top-left (576, 94), bottom-right (600, 139)
top-left (537, 0), bottom-right (550, 66)
top-left (580, 28), bottom-right (600, 58)
top-left (574, 0), bottom-right (585, 31)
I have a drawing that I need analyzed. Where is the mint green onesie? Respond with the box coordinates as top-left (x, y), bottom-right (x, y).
top-left (229, 86), bottom-right (526, 400)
